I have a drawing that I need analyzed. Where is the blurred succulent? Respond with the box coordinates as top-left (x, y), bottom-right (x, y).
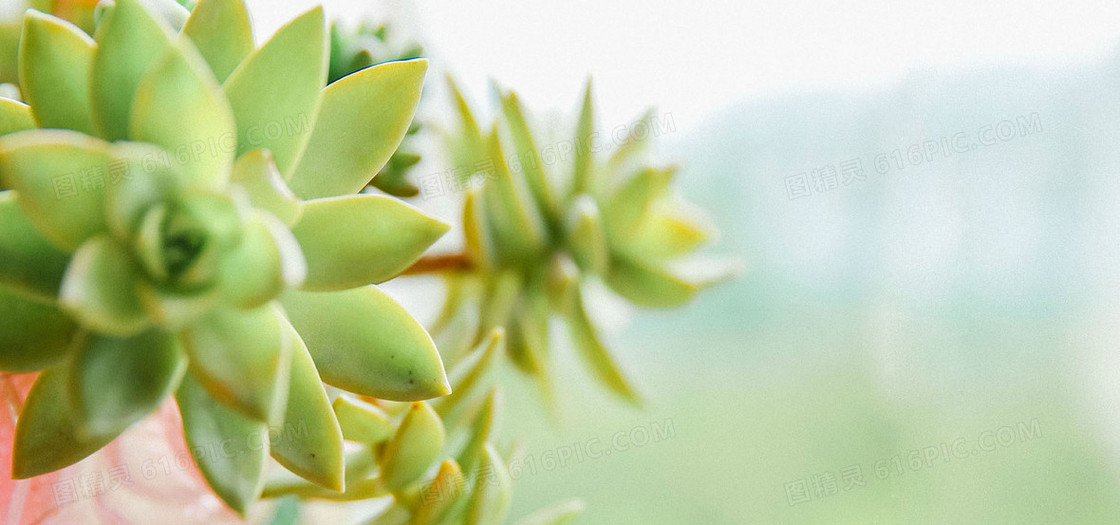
top-left (264, 329), bottom-right (584, 525)
top-left (422, 78), bottom-right (734, 404)
top-left (329, 20), bottom-right (425, 197)
top-left (0, 0), bottom-right (451, 514)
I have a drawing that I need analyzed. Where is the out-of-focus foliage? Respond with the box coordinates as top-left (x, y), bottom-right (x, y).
top-left (433, 78), bottom-right (735, 404)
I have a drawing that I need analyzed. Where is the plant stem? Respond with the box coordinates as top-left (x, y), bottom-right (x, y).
top-left (401, 253), bottom-right (473, 276)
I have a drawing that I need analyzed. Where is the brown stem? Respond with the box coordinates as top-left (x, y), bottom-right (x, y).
top-left (401, 253), bottom-right (474, 276)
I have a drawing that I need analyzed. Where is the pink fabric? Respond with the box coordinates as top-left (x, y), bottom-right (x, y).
top-left (0, 373), bottom-right (246, 525)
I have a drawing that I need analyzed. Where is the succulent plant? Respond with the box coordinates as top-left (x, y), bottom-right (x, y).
top-left (265, 329), bottom-right (583, 525)
top-left (329, 21), bottom-right (425, 198)
top-left (426, 78), bottom-right (734, 404)
top-left (0, 0), bottom-right (453, 514)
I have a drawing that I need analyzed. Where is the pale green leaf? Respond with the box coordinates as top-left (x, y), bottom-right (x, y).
top-left (223, 7), bottom-right (326, 176)
top-left (176, 372), bottom-right (269, 516)
top-left (432, 329), bottom-right (503, 423)
top-left (292, 194), bottom-right (449, 291)
top-left (620, 205), bottom-right (713, 261)
top-left (455, 388), bottom-right (500, 476)
top-left (19, 10), bottom-right (95, 134)
top-left (230, 149), bottom-right (302, 226)
top-left (333, 394), bottom-right (393, 443)
top-left (270, 315), bottom-right (345, 492)
top-left (0, 130), bottom-right (112, 251)
top-left (59, 235), bottom-right (150, 336)
top-left (571, 80), bottom-right (595, 197)
top-left (465, 444), bottom-right (513, 525)
top-left (281, 286), bottom-right (450, 400)
top-left (500, 91), bottom-right (558, 221)
top-left (288, 59), bottom-right (427, 199)
top-left (413, 460), bottom-right (468, 525)
top-left (567, 284), bottom-right (641, 403)
top-left (12, 366), bottom-right (122, 478)
top-left (91, 0), bottom-right (175, 141)
top-left (564, 194), bottom-right (608, 275)
top-left (71, 329), bottom-right (186, 435)
top-left (130, 40), bottom-right (236, 190)
top-left (462, 188), bottom-right (494, 271)
top-left (481, 132), bottom-right (547, 262)
top-left (179, 304), bottom-right (291, 423)
top-left (0, 191), bottom-right (70, 300)
top-left (0, 98), bottom-right (35, 137)
top-left (380, 401), bottom-right (445, 491)
top-left (0, 288), bottom-right (76, 372)
top-left (181, 0), bottom-right (254, 82)
top-left (605, 256), bottom-right (698, 308)
top-left (603, 166), bottom-right (675, 242)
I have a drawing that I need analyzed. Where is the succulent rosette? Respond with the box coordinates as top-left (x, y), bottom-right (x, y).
top-left (0, 0), bottom-right (453, 514)
top-left (434, 79), bottom-right (734, 404)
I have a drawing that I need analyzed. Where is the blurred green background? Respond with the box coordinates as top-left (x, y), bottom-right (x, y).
top-left (488, 54), bottom-right (1120, 524)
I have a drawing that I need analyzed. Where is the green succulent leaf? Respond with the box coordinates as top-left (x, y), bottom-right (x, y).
top-left (564, 195), bottom-right (609, 275)
top-left (71, 329), bottom-right (186, 436)
top-left (456, 388), bottom-right (499, 475)
top-left (59, 235), bottom-right (150, 336)
top-left (462, 188), bottom-right (494, 271)
top-left (571, 80), bottom-right (595, 198)
top-left (280, 286), bottom-right (450, 400)
top-left (446, 75), bottom-right (483, 150)
top-left (512, 500), bottom-right (586, 525)
top-left (19, 10), bottom-right (96, 134)
top-left (223, 7), bottom-right (326, 176)
top-left (0, 97), bottom-right (36, 137)
top-left (605, 256), bottom-right (698, 308)
top-left (292, 195), bottom-right (449, 291)
top-left (332, 394), bottom-right (393, 443)
top-left (0, 288), bottom-right (76, 372)
top-left (181, 0), bottom-right (254, 83)
top-left (0, 130), bottom-right (113, 251)
top-left (500, 92), bottom-right (558, 222)
top-left (12, 365), bottom-right (122, 478)
top-left (508, 281), bottom-right (550, 376)
top-left (287, 58), bottom-right (427, 199)
top-left (413, 459), bottom-right (468, 525)
top-left (179, 303), bottom-right (291, 423)
top-left (567, 284), bottom-right (641, 403)
top-left (479, 270), bottom-right (521, 341)
top-left (0, 191), bottom-right (70, 300)
top-left (230, 149), bottom-right (302, 226)
top-left (176, 372), bottom-right (269, 516)
top-left (216, 211), bottom-right (307, 308)
top-left (379, 401), bottom-right (445, 491)
top-left (433, 329), bottom-right (503, 423)
top-left (465, 444), bottom-right (513, 525)
top-left (91, 0), bottom-right (175, 141)
top-left (480, 133), bottom-right (547, 262)
top-left (622, 207), bottom-right (712, 261)
top-left (270, 316), bottom-right (345, 492)
top-left (603, 166), bottom-right (675, 242)
top-left (130, 39), bottom-right (236, 190)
